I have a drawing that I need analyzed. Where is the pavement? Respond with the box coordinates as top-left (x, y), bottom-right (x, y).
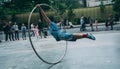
top-left (0, 21), bottom-right (120, 69)
top-left (0, 30), bottom-right (120, 69)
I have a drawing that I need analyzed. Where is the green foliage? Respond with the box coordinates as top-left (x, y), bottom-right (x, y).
top-left (1, 0), bottom-right (80, 19)
top-left (0, 5), bottom-right (7, 20)
top-left (99, 0), bottom-right (105, 13)
top-left (8, 5), bottom-right (113, 26)
top-left (112, 0), bottom-right (120, 15)
top-left (67, 5), bottom-right (75, 21)
top-left (99, 0), bottom-right (106, 19)
top-left (0, 0), bottom-right (115, 25)
top-left (2, 0), bottom-right (50, 14)
top-left (49, 0), bottom-right (80, 16)
top-left (0, 11), bottom-right (7, 20)
top-left (11, 14), bottom-right (17, 22)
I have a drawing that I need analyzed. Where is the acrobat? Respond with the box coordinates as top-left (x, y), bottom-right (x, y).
top-left (37, 4), bottom-right (96, 41)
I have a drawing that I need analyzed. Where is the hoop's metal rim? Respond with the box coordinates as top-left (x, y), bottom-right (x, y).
top-left (28, 4), bottom-right (68, 64)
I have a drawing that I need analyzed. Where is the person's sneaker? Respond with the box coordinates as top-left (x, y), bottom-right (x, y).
top-left (87, 33), bottom-right (96, 40)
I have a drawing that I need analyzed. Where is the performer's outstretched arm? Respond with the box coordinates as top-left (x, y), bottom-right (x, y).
top-left (37, 4), bottom-right (51, 27)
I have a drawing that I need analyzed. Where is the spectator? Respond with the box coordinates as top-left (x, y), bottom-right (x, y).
top-left (68, 21), bottom-right (74, 28)
top-left (94, 19), bottom-right (98, 31)
top-left (88, 17), bottom-right (94, 31)
top-left (80, 16), bottom-right (85, 31)
top-left (83, 16), bottom-right (87, 30)
top-left (108, 14), bottom-right (114, 30)
top-left (38, 19), bottom-right (45, 38)
top-left (105, 18), bottom-right (109, 30)
top-left (60, 19), bottom-right (73, 29)
top-left (21, 23), bottom-right (27, 40)
top-left (13, 22), bottom-right (19, 40)
top-left (30, 23), bottom-right (35, 37)
top-left (8, 21), bottom-right (14, 41)
top-left (66, 19), bottom-right (69, 28)
top-left (34, 25), bottom-right (39, 39)
top-left (3, 21), bottom-right (9, 41)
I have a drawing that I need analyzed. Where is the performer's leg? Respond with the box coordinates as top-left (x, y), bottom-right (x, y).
top-left (73, 33), bottom-right (96, 40)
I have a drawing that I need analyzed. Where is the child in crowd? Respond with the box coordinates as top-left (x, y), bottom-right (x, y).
top-left (34, 25), bottom-right (39, 39)
top-left (94, 19), bottom-right (98, 31)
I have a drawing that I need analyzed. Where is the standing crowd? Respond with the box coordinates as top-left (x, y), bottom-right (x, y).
top-left (0, 13), bottom-right (119, 42)
top-left (79, 16), bottom-right (98, 31)
top-left (3, 21), bottom-right (26, 41)
top-left (1, 19), bottom-right (46, 42)
top-left (78, 14), bottom-right (119, 31)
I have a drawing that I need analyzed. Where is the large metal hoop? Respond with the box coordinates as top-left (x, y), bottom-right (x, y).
top-left (28, 4), bottom-right (68, 64)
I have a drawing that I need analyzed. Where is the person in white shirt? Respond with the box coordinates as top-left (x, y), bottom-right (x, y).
top-left (30, 23), bottom-right (35, 37)
top-left (69, 21), bottom-right (74, 28)
top-left (13, 22), bottom-right (19, 40)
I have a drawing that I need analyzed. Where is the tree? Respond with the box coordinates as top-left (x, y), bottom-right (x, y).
top-left (99, 0), bottom-right (106, 19)
top-left (11, 0), bottom-right (33, 12)
top-left (67, 5), bottom-right (75, 21)
top-left (112, 0), bottom-right (120, 16)
top-left (0, 10), bottom-right (7, 20)
top-left (49, 0), bottom-right (79, 17)
top-left (2, 0), bottom-right (49, 14)
top-left (11, 14), bottom-right (17, 23)
top-left (0, 1), bottom-right (7, 20)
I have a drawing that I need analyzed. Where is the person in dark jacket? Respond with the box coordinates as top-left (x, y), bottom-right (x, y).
top-left (108, 14), bottom-right (114, 30)
top-left (8, 21), bottom-right (14, 41)
top-left (3, 21), bottom-right (10, 41)
top-left (38, 19), bottom-right (46, 38)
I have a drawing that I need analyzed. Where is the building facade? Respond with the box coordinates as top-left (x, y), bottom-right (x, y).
top-left (80, 0), bottom-right (113, 7)
top-left (87, 0), bottom-right (113, 7)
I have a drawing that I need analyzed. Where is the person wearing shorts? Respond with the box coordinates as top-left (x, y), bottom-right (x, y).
top-left (49, 22), bottom-right (76, 41)
top-left (37, 5), bottom-right (96, 41)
